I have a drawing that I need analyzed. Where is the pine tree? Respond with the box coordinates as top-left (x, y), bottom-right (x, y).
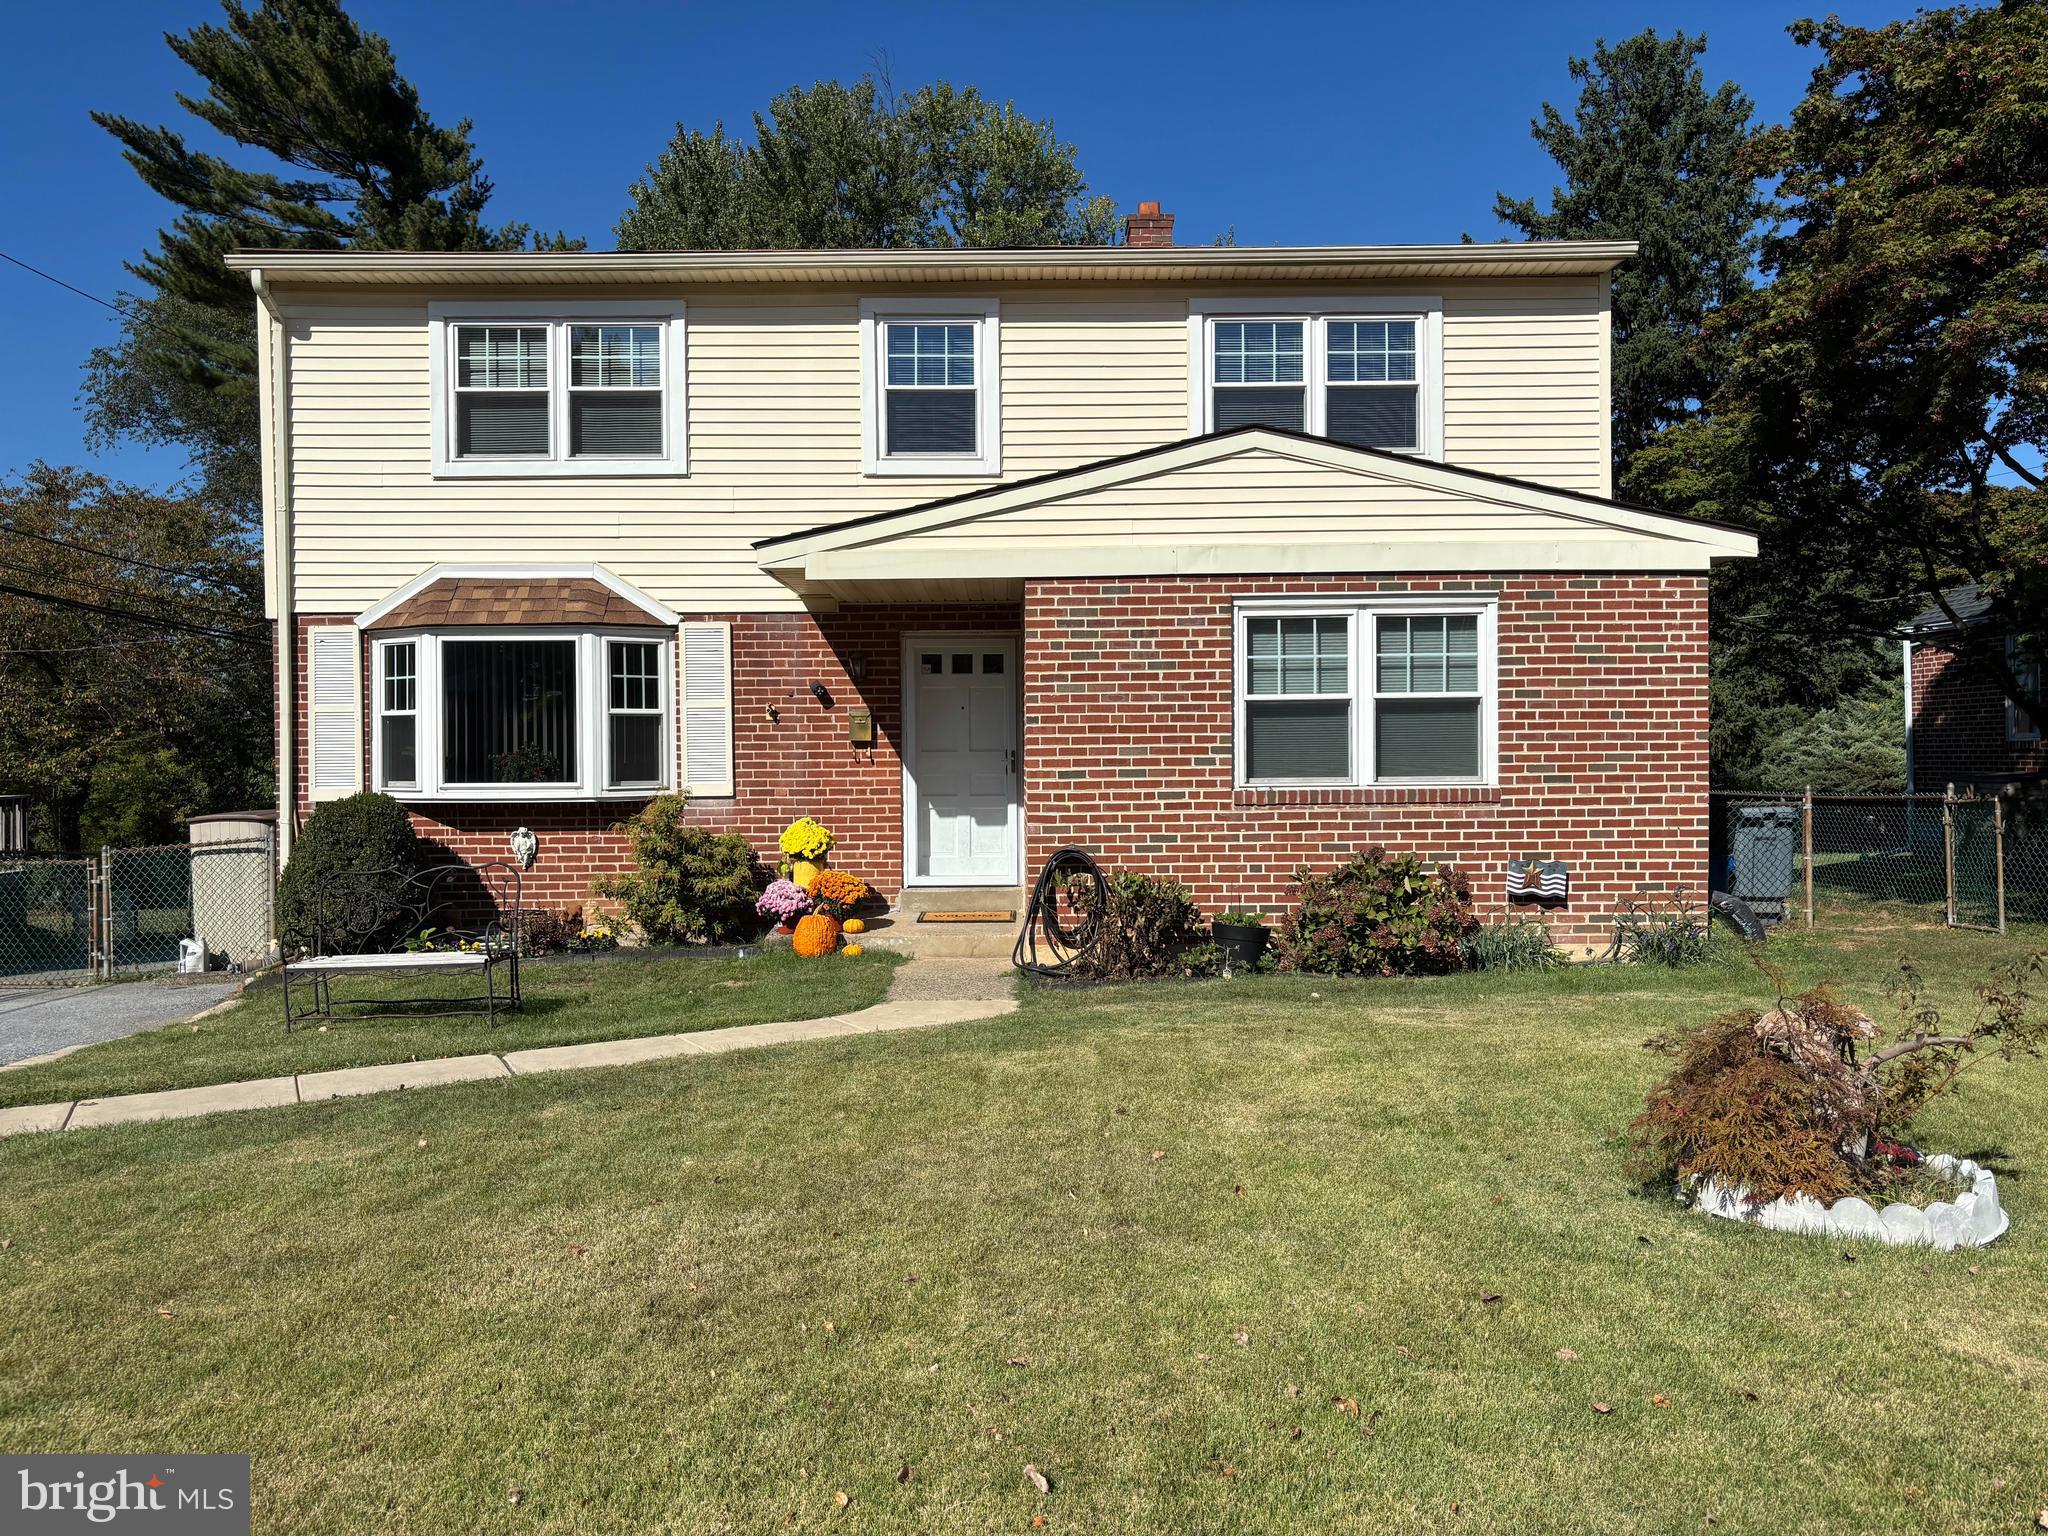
top-left (84, 0), bottom-right (557, 522)
top-left (1493, 31), bottom-right (1771, 488)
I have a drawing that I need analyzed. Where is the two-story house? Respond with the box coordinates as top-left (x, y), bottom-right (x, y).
top-left (227, 205), bottom-right (1754, 946)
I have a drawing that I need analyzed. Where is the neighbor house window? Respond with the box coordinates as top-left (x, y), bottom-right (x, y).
top-left (1235, 599), bottom-right (1493, 787)
top-left (2008, 636), bottom-right (2041, 743)
top-left (430, 300), bottom-right (685, 477)
top-left (861, 298), bottom-right (1000, 475)
top-left (1192, 300), bottom-right (1439, 457)
top-left (371, 631), bottom-right (672, 799)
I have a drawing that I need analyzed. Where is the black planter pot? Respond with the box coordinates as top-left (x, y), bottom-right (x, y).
top-left (1213, 921), bottom-right (1269, 969)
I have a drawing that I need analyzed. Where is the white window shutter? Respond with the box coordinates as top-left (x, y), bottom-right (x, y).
top-left (307, 625), bottom-right (363, 801)
top-left (679, 622), bottom-right (734, 797)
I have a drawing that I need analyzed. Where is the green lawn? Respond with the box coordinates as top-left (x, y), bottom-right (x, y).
top-left (0, 947), bottom-right (902, 1109)
top-left (2, 914), bottom-right (2045, 1534)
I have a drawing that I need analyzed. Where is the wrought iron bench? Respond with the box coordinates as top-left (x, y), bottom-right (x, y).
top-left (281, 861), bottom-right (523, 1031)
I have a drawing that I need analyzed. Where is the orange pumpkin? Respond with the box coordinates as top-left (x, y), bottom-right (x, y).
top-left (792, 913), bottom-right (841, 958)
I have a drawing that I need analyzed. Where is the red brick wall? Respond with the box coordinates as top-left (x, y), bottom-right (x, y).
top-left (289, 605), bottom-right (1017, 916)
top-left (1019, 574), bottom-right (1709, 951)
top-left (1909, 639), bottom-right (2047, 790)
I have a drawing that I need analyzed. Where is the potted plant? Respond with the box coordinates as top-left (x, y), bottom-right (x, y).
top-left (756, 879), bottom-right (812, 934)
top-left (780, 817), bottom-right (836, 889)
top-left (812, 868), bottom-right (871, 921)
top-left (1212, 909), bottom-right (1271, 969)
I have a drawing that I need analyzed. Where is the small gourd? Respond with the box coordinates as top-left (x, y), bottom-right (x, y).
top-left (841, 943), bottom-right (865, 957)
top-left (842, 917), bottom-right (867, 935)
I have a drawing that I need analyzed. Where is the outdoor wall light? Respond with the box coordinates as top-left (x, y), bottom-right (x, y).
top-left (847, 652), bottom-right (868, 683)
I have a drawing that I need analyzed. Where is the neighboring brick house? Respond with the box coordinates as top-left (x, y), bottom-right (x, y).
top-left (231, 211), bottom-right (1755, 946)
top-left (1904, 584), bottom-right (2047, 794)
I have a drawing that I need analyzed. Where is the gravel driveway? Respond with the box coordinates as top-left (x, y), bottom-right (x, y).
top-left (0, 979), bottom-right (242, 1066)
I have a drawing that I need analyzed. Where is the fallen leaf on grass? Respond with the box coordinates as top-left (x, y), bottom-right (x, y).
top-left (1332, 1396), bottom-right (1359, 1417)
top-left (1556, 1348), bottom-right (1579, 1362)
top-left (822, 1321), bottom-right (834, 1333)
top-left (1479, 1292), bottom-right (1503, 1305)
top-left (1740, 1390), bottom-right (1760, 1402)
top-left (1840, 1251), bottom-right (1857, 1263)
top-left (897, 1465), bottom-right (911, 1485)
top-left (2033, 1508), bottom-right (2047, 1530)
top-left (1024, 1464), bottom-right (1050, 1495)
top-left (0, 1239), bottom-right (12, 1250)
top-left (1220, 1466), bottom-right (1237, 1479)
top-left (1591, 1401), bottom-right (1613, 1415)
top-left (1150, 1150), bottom-right (1166, 1162)
top-left (1031, 1518), bottom-right (1047, 1530)
top-left (1394, 1345), bottom-right (1413, 1359)
top-left (416, 1138), bottom-right (428, 1149)
top-left (1288, 1426), bottom-right (1303, 1441)
top-left (1234, 1184), bottom-right (1246, 1196)
top-left (832, 1490), bottom-right (850, 1510)
top-left (1233, 1330), bottom-right (1251, 1347)
top-left (1902, 1485), bottom-right (1921, 1501)
top-left (1967, 1264), bottom-right (1982, 1275)
top-left (508, 1489), bottom-right (524, 1507)
top-left (903, 1273), bottom-right (920, 1285)
top-left (1195, 1352), bottom-right (1212, 1363)
top-left (1006, 1356), bottom-right (1030, 1367)
top-left (567, 1244), bottom-right (587, 1258)
top-left (154, 1307), bottom-right (174, 1321)
top-left (1284, 1383), bottom-right (1301, 1399)
top-left (1651, 1394), bottom-right (1671, 1408)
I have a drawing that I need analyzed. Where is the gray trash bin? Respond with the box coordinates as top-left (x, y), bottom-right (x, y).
top-left (1732, 805), bottom-right (1798, 920)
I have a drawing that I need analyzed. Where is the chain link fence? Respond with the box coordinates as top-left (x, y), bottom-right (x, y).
top-left (0, 835), bottom-right (275, 985)
top-left (1710, 788), bottom-right (2043, 932)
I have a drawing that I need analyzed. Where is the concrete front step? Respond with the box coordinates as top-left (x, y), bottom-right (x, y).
top-left (868, 887), bottom-right (1026, 959)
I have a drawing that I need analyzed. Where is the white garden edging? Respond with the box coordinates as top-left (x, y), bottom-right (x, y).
top-left (1689, 1154), bottom-right (2008, 1250)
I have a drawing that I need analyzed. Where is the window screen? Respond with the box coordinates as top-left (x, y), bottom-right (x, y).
top-left (1375, 615), bottom-right (1481, 779)
top-left (884, 323), bottom-right (977, 455)
top-left (1243, 614), bottom-right (1350, 780)
top-left (1213, 320), bottom-right (1306, 432)
top-left (454, 326), bottom-right (550, 457)
top-left (1326, 320), bottom-right (1419, 450)
top-left (570, 325), bottom-right (663, 457)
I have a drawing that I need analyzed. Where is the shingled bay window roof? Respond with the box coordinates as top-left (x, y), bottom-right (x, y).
top-left (360, 571), bottom-right (674, 631)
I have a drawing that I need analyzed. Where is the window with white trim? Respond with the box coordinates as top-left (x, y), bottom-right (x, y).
top-left (372, 631), bottom-right (672, 800)
top-left (430, 301), bottom-right (685, 477)
top-left (1193, 299), bottom-right (1439, 456)
top-left (2008, 635), bottom-right (2041, 743)
top-left (1235, 599), bottom-right (1494, 787)
top-left (860, 299), bottom-right (1000, 475)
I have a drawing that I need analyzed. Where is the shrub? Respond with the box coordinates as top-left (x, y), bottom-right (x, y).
top-left (1609, 893), bottom-right (1712, 967)
top-left (1214, 908), bottom-right (1269, 927)
top-left (1275, 847), bottom-right (1475, 977)
top-left (792, 912), bottom-right (841, 957)
top-left (1068, 870), bottom-right (1214, 980)
top-left (779, 817), bottom-right (835, 862)
top-left (1463, 918), bottom-right (1567, 972)
top-left (276, 792), bottom-right (422, 954)
top-left (520, 909), bottom-right (618, 956)
top-left (812, 868), bottom-right (871, 918)
top-left (591, 794), bottom-right (765, 945)
top-left (1631, 954), bottom-right (2048, 1203)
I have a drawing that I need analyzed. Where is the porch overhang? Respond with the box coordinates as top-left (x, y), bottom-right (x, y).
top-left (754, 428), bottom-right (1758, 601)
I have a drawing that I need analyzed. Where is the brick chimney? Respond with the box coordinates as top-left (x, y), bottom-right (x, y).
top-left (1123, 200), bottom-right (1175, 248)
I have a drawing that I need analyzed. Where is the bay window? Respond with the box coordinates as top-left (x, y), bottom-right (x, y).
top-left (1236, 598), bottom-right (1494, 787)
top-left (430, 300), bottom-right (686, 477)
top-left (1192, 299), bottom-right (1440, 457)
top-left (372, 631), bottom-right (671, 800)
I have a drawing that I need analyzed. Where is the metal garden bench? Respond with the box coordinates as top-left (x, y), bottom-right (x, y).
top-left (281, 861), bottom-right (523, 1031)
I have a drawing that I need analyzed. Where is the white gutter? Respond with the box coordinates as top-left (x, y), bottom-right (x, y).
top-left (1902, 638), bottom-right (1916, 795)
top-left (251, 269), bottom-right (296, 866)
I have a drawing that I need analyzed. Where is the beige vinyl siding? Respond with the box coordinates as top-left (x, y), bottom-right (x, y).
top-left (1442, 276), bottom-right (1607, 495)
top-left (281, 277), bottom-right (1610, 612)
top-left (875, 445), bottom-right (1638, 552)
top-left (285, 289), bottom-right (1189, 612)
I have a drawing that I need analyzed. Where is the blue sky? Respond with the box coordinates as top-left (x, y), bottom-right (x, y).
top-left (2, 0), bottom-right (1902, 491)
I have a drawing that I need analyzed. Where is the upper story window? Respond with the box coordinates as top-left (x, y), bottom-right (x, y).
top-left (430, 300), bottom-right (685, 478)
top-left (1191, 298), bottom-right (1441, 459)
top-left (1234, 597), bottom-right (1494, 788)
top-left (2007, 636), bottom-right (2041, 743)
top-left (860, 297), bottom-right (1000, 477)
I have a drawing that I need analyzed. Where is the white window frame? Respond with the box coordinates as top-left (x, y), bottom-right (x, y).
top-left (2007, 635), bottom-right (2041, 743)
top-left (1233, 594), bottom-right (1496, 789)
top-left (371, 628), bottom-right (673, 802)
top-left (429, 299), bottom-right (687, 478)
top-left (860, 296), bottom-right (1001, 477)
top-left (604, 636), bottom-right (670, 791)
top-left (1189, 296), bottom-right (1443, 460)
top-left (377, 638), bottom-right (420, 793)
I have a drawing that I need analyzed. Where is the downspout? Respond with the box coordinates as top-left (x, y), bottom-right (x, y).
top-left (1901, 638), bottom-right (1915, 796)
top-left (251, 269), bottom-right (297, 866)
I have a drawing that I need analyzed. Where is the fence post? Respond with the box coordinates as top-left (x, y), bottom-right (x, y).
top-left (1943, 784), bottom-right (1958, 929)
top-left (1802, 784), bottom-right (1815, 929)
top-left (1996, 793), bottom-right (2008, 935)
top-left (99, 845), bottom-right (113, 978)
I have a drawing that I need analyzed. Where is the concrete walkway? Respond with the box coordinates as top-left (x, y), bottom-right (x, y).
top-left (0, 967), bottom-right (1018, 1140)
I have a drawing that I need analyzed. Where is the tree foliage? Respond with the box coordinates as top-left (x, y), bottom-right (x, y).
top-left (618, 75), bottom-right (1118, 251)
top-left (1753, 676), bottom-right (1907, 794)
top-left (85, 0), bottom-right (557, 520)
top-left (1636, 3), bottom-right (2048, 731)
top-left (1494, 30), bottom-right (1772, 482)
top-left (0, 465), bottom-right (268, 850)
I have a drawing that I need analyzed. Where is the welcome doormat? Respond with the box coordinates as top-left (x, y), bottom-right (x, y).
top-left (916, 910), bottom-right (1016, 924)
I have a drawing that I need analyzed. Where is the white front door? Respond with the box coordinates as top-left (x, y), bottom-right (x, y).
top-left (905, 636), bottom-right (1019, 885)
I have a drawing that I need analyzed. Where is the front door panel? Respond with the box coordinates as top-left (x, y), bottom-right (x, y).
top-left (909, 639), bottom-right (1018, 884)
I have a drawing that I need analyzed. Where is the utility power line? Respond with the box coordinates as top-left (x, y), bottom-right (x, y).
top-left (0, 522), bottom-right (248, 589)
top-left (0, 582), bottom-right (266, 646)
